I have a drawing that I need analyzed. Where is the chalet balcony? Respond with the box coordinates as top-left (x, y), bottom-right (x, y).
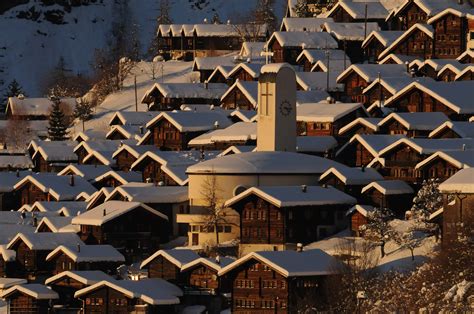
top-left (183, 286), bottom-right (217, 296)
top-left (384, 160), bottom-right (418, 167)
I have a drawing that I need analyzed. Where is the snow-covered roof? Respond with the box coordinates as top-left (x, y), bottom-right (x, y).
top-left (296, 48), bottom-right (349, 64)
top-left (296, 90), bottom-right (332, 105)
top-left (145, 110), bottom-right (232, 133)
top-left (281, 17), bottom-right (334, 32)
top-left (46, 244), bottom-right (125, 263)
top-left (93, 170), bottom-right (142, 186)
top-left (6, 97), bottom-right (76, 117)
top-left (384, 80), bottom-right (474, 114)
top-left (106, 183), bottom-right (188, 204)
top-left (268, 31), bottom-right (338, 49)
top-left (27, 201), bottom-right (87, 217)
top-left (57, 164), bottom-right (112, 181)
top-left (31, 141), bottom-right (78, 162)
top-left (392, 0), bottom-right (473, 19)
top-left (437, 62), bottom-right (470, 78)
top-left (228, 63), bottom-right (264, 79)
top-left (187, 151), bottom-right (341, 175)
top-left (361, 180), bottom-right (414, 195)
top-left (7, 232), bottom-right (83, 251)
top-left (361, 30), bottom-right (405, 48)
top-left (327, 0), bottom-right (390, 20)
top-left (111, 144), bottom-right (160, 160)
top-left (439, 168), bottom-right (474, 193)
top-left (336, 134), bottom-right (406, 157)
top-left (225, 185), bottom-right (356, 208)
top-left (337, 63), bottom-right (408, 83)
top-left (421, 58), bottom-right (461, 72)
top-left (346, 204), bottom-right (376, 217)
top-left (193, 24), bottom-right (242, 37)
top-left (379, 138), bottom-right (474, 156)
top-left (429, 121), bottom-right (474, 139)
top-left (296, 71), bottom-right (344, 91)
top-left (320, 166), bottom-right (383, 185)
top-left (218, 249), bottom-right (343, 277)
top-left (35, 216), bottom-right (78, 233)
top-left (240, 42), bottom-right (266, 59)
top-left (218, 145), bottom-right (256, 156)
top-left (106, 125), bottom-right (144, 141)
top-left (362, 76), bottom-right (434, 96)
top-left (230, 109), bottom-right (257, 123)
top-left (454, 65), bottom-right (474, 81)
top-left (193, 56), bottom-right (236, 71)
top-left (109, 111), bottom-right (160, 127)
top-left (141, 83), bottom-right (228, 104)
top-left (14, 174), bottom-right (96, 201)
top-left (378, 53), bottom-right (422, 65)
top-left (181, 256), bottom-right (235, 272)
top-left (141, 249), bottom-right (200, 269)
top-left (311, 58), bottom-right (350, 74)
top-left (188, 122), bottom-right (257, 146)
top-left (45, 270), bottom-right (114, 286)
top-left (297, 102), bottom-right (364, 122)
top-left (0, 278), bottom-right (27, 289)
top-left (207, 65), bottom-right (234, 81)
top-left (131, 150), bottom-right (220, 173)
top-left (74, 278), bottom-right (183, 305)
top-left (415, 150), bottom-right (474, 170)
top-left (72, 201), bottom-right (168, 226)
top-left (323, 22), bottom-right (380, 41)
top-left (85, 187), bottom-right (114, 210)
top-left (0, 155), bottom-right (33, 169)
top-left (378, 112), bottom-right (450, 130)
top-left (378, 23), bottom-right (434, 60)
top-left (221, 81), bottom-right (258, 107)
top-left (74, 140), bottom-right (135, 166)
top-left (0, 284), bottom-right (58, 300)
top-left (338, 117), bottom-right (382, 135)
top-left (296, 136), bottom-right (338, 153)
top-left (457, 49), bottom-right (474, 62)
top-left (0, 246), bottom-right (16, 262)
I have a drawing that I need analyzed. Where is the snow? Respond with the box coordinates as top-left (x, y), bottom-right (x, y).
top-left (415, 150), bottom-right (474, 170)
top-left (142, 82), bottom-right (228, 103)
top-left (141, 249), bottom-right (200, 269)
top-left (45, 270), bottom-right (114, 286)
top-left (327, 1), bottom-right (390, 19)
top-left (337, 64), bottom-right (409, 83)
top-left (72, 201), bottom-right (168, 226)
top-left (219, 249), bottom-right (344, 277)
top-left (106, 183), bottom-right (189, 204)
top-left (109, 111), bottom-right (161, 127)
top-left (0, 284), bottom-right (58, 300)
top-left (323, 22), bottom-right (380, 41)
top-left (32, 140), bottom-right (78, 162)
top-left (0, 246), bottom-right (16, 262)
top-left (188, 122), bottom-right (257, 146)
top-left (269, 31), bottom-right (339, 49)
top-left (187, 151), bottom-right (341, 174)
top-left (444, 280), bottom-right (473, 303)
top-left (335, 134), bottom-right (405, 158)
top-left (297, 102), bottom-right (363, 122)
top-left (296, 135), bottom-right (338, 153)
top-left (0, 278), bottom-right (27, 290)
top-left (296, 90), bottom-right (331, 104)
top-left (320, 166), bottom-right (384, 185)
top-left (57, 164), bottom-right (113, 181)
top-left (379, 24), bottom-right (434, 59)
top-left (225, 185), bottom-right (357, 208)
top-left (93, 170), bottom-right (142, 185)
top-left (0, 156), bottom-right (33, 169)
top-left (296, 49), bottom-right (350, 65)
top-left (193, 56), bottom-right (237, 71)
top-left (338, 117), bottom-right (382, 135)
top-left (347, 204), bottom-right (376, 217)
top-left (181, 256), bottom-right (235, 272)
top-left (281, 17), bottom-right (334, 32)
top-left (296, 71), bottom-right (344, 91)
top-left (378, 112), bottom-right (450, 131)
top-left (379, 138), bottom-right (474, 156)
top-left (439, 168), bottom-right (474, 193)
top-left (36, 216), bottom-right (78, 233)
top-left (46, 244), bottom-right (125, 263)
top-left (362, 30), bottom-right (406, 48)
top-left (429, 121), bottom-right (474, 138)
top-left (362, 180), bottom-right (414, 195)
top-left (7, 232), bottom-right (83, 251)
top-left (145, 110), bottom-right (232, 133)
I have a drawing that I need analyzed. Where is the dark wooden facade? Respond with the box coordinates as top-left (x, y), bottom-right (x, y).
top-left (48, 276), bottom-right (92, 309)
top-left (416, 157), bottom-right (460, 182)
top-left (340, 71), bottom-right (370, 103)
top-left (391, 2), bottom-right (428, 30)
top-left (377, 143), bottom-right (424, 183)
top-left (14, 181), bottom-right (53, 207)
top-left (336, 141), bottom-right (377, 167)
top-left (9, 240), bottom-right (52, 278)
top-left (364, 37), bottom-right (386, 63)
top-left (378, 117), bottom-right (431, 137)
top-left (220, 87), bottom-right (255, 110)
top-left (269, 40), bottom-right (301, 65)
top-left (144, 255), bottom-right (182, 283)
top-left (432, 13), bottom-right (467, 59)
top-left (386, 27), bottom-right (433, 59)
top-left (297, 108), bottom-right (366, 137)
top-left (2, 290), bottom-right (54, 314)
top-left (132, 157), bottom-right (180, 186)
top-left (442, 194), bottom-right (474, 242)
top-left (114, 150), bottom-right (138, 172)
top-left (48, 252), bottom-right (121, 275)
top-left (149, 120), bottom-right (204, 151)
top-left (362, 188), bottom-right (414, 217)
top-left (350, 211), bottom-right (368, 236)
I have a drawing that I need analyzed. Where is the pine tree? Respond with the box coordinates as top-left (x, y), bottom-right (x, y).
top-left (211, 12), bottom-right (222, 24)
top-left (293, 0), bottom-right (312, 17)
top-left (74, 99), bottom-right (93, 132)
top-left (157, 0), bottom-right (172, 25)
top-left (48, 97), bottom-right (69, 141)
top-left (2, 79), bottom-right (24, 112)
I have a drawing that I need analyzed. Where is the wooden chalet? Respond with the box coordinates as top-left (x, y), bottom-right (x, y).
top-left (207, 65), bottom-right (234, 83)
top-left (141, 83), bottom-right (228, 111)
top-left (188, 122), bottom-right (257, 151)
top-left (336, 64), bottom-right (408, 103)
top-left (297, 102), bottom-right (367, 136)
top-left (0, 284), bottom-right (58, 314)
top-left (436, 63), bottom-right (468, 81)
top-left (438, 168), bottom-right (474, 242)
top-left (74, 278), bottom-right (183, 314)
top-left (6, 233), bottom-right (84, 279)
top-left (193, 56), bottom-right (236, 82)
top-left (0, 246), bottom-right (16, 277)
top-left (346, 204), bottom-right (375, 236)
top-left (73, 140), bottom-right (127, 167)
top-left (418, 59), bottom-right (457, 78)
top-left (220, 81), bottom-right (258, 110)
top-left (455, 65), bottom-right (474, 81)
top-left (429, 121), bottom-right (474, 138)
top-left (414, 150), bottom-right (474, 182)
top-left (45, 245), bottom-right (125, 275)
top-left (35, 216), bottom-right (79, 234)
top-left (5, 96), bottom-right (76, 121)
top-left (227, 63), bottom-right (263, 83)
top-left (45, 270), bottom-right (114, 310)
top-left (71, 201), bottom-right (169, 263)
top-left (30, 141), bottom-right (77, 173)
top-left (338, 117), bottom-right (382, 139)
top-left (0, 171), bottom-right (29, 211)
top-left (105, 125), bottom-right (143, 141)
top-left (362, 30), bottom-right (405, 63)
top-left (266, 31), bottom-right (338, 64)
top-left (108, 111), bottom-right (160, 128)
top-left (140, 249), bottom-right (200, 283)
top-left (383, 80), bottom-right (474, 120)
top-left (224, 186), bottom-right (356, 254)
top-left (326, 1), bottom-right (388, 26)
top-left (57, 164), bottom-right (112, 182)
top-left (92, 170), bottom-right (142, 189)
top-left (111, 145), bottom-right (158, 172)
top-left (377, 112), bottom-right (450, 137)
top-left (457, 49), bottom-right (474, 63)
top-left (296, 49), bottom-right (350, 72)
top-left (319, 166), bottom-right (384, 200)
top-left (361, 180), bottom-right (414, 217)
top-left (218, 249), bottom-right (343, 313)
top-left (143, 110), bottom-right (231, 151)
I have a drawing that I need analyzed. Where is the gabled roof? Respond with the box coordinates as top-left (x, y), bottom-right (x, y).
top-left (224, 185), bottom-right (356, 208)
top-left (362, 30), bottom-right (405, 48)
top-left (106, 125), bottom-right (143, 141)
top-left (337, 64), bottom-right (408, 83)
top-left (387, 80), bottom-right (474, 114)
top-left (228, 63), bottom-right (264, 80)
top-left (361, 180), bottom-right (414, 195)
top-left (454, 65), bottom-right (474, 81)
top-left (106, 183), bottom-right (188, 204)
top-left (0, 171), bottom-right (29, 193)
top-left (111, 144), bottom-right (160, 160)
top-left (296, 136), bottom-right (338, 153)
top-left (6, 97), bottom-right (76, 117)
top-left (141, 83), bottom-right (228, 104)
top-left (378, 112), bottom-right (450, 131)
top-left (421, 58), bottom-right (460, 72)
top-left (181, 256), bottom-right (235, 272)
top-left (362, 76), bottom-right (433, 96)
top-left (45, 270), bottom-right (114, 286)
top-left (415, 150), bottom-right (474, 170)
top-left (7, 232), bottom-right (84, 251)
top-left (379, 138), bottom-right (474, 156)
top-left (296, 90), bottom-right (332, 105)
top-left (73, 130), bottom-right (108, 142)
top-left (427, 7), bottom-right (474, 24)
top-left (188, 122), bottom-right (257, 146)
top-left (74, 140), bottom-right (134, 166)
top-left (297, 102), bottom-right (364, 122)
top-left (319, 166), bottom-right (383, 185)
top-left (0, 284), bottom-right (58, 300)
top-left (131, 150), bottom-right (220, 172)
top-left (218, 145), bottom-right (256, 156)
top-left (456, 50), bottom-right (474, 62)
top-left (439, 168), bottom-right (474, 193)
top-left (268, 31), bottom-right (338, 49)
top-left (346, 204), bottom-right (376, 217)
top-left (35, 216), bottom-right (79, 233)
top-left (229, 109), bottom-right (257, 123)
top-left (0, 278), bottom-right (27, 289)
top-left (145, 110), bottom-right (232, 133)
top-left (31, 141), bottom-right (77, 162)
top-left (296, 48), bottom-right (349, 64)
top-left (93, 170), bottom-right (142, 186)
top-left (13, 174), bottom-right (96, 201)
top-left (336, 134), bottom-right (406, 157)
top-left (108, 111), bottom-right (160, 127)
top-left (207, 65), bottom-right (234, 82)
top-left (378, 23), bottom-right (434, 60)
top-left (218, 249), bottom-right (343, 277)
top-left (436, 62), bottom-right (469, 79)
top-left (141, 249), bottom-right (200, 269)
top-left (338, 117), bottom-right (382, 135)
top-left (27, 201), bottom-right (87, 216)
top-left (429, 121), bottom-right (474, 138)
top-left (239, 42), bottom-right (266, 60)
top-left (378, 53), bottom-right (421, 65)
top-left (390, 0), bottom-right (471, 19)
top-left (72, 201), bottom-right (168, 226)
top-left (323, 21), bottom-right (380, 41)
top-left (192, 56), bottom-right (236, 71)
top-left (221, 81), bottom-right (258, 107)
top-left (85, 187), bottom-right (114, 210)
top-left (280, 17), bottom-right (333, 32)
top-left (296, 71), bottom-right (344, 92)
top-left (46, 244), bottom-right (125, 263)
top-left (74, 278), bottom-right (183, 305)
top-left (57, 164), bottom-right (112, 182)
top-left (327, 0), bottom-right (389, 20)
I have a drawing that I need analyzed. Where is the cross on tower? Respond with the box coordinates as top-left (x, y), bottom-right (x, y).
top-left (260, 82), bottom-right (272, 116)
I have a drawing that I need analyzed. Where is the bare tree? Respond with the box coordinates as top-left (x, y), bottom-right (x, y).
top-left (3, 112), bottom-right (33, 152)
top-left (359, 208), bottom-right (394, 258)
top-left (393, 227), bottom-right (424, 261)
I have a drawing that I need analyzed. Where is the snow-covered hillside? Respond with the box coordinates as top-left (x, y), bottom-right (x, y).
top-left (0, 0), bottom-right (286, 97)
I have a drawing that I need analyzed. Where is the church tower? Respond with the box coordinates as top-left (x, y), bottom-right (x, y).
top-left (257, 63), bottom-right (296, 152)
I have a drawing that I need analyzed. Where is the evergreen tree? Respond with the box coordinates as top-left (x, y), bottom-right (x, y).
top-left (2, 79), bottom-right (24, 112)
top-left (74, 99), bottom-right (93, 132)
top-left (410, 178), bottom-right (444, 221)
top-left (255, 0), bottom-right (277, 33)
top-left (293, 0), bottom-right (312, 17)
top-left (47, 97), bottom-right (69, 141)
top-left (157, 0), bottom-right (172, 25)
top-left (211, 12), bottom-right (222, 24)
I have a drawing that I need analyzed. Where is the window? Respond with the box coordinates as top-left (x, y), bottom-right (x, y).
top-left (224, 226), bottom-right (231, 233)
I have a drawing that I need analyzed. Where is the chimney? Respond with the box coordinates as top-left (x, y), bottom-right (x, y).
top-left (458, 0), bottom-right (463, 4)
top-left (69, 175), bottom-right (75, 186)
top-left (214, 121), bottom-right (220, 129)
top-left (103, 209), bottom-right (106, 216)
top-left (296, 243), bottom-right (303, 252)
top-left (301, 185), bottom-right (307, 193)
top-left (77, 244), bottom-right (81, 252)
top-left (33, 217), bottom-right (38, 227)
top-left (462, 144), bottom-right (466, 151)
top-left (405, 61), bottom-right (410, 73)
top-left (204, 80), bottom-right (209, 89)
top-left (139, 126), bottom-right (144, 135)
top-left (18, 94), bottom-right (25, 100)
top-left (16, 169), bottom-right (20, 178)
top-left (215, 255), bottom-right (221, 264)
top-left (361, 165), bottom-right (365, 172)
top-left (146, 177), bottom-right (152, 183)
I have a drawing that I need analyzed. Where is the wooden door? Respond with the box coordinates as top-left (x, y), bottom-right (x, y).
top-left (192, 233), bottom-right (199, 246)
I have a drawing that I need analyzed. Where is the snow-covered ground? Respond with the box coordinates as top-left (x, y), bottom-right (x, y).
top-left (0, 0), bottom-right (286, 97)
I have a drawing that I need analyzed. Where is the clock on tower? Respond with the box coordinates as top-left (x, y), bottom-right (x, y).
top-left (257, 63), bottom-right (296, 152)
